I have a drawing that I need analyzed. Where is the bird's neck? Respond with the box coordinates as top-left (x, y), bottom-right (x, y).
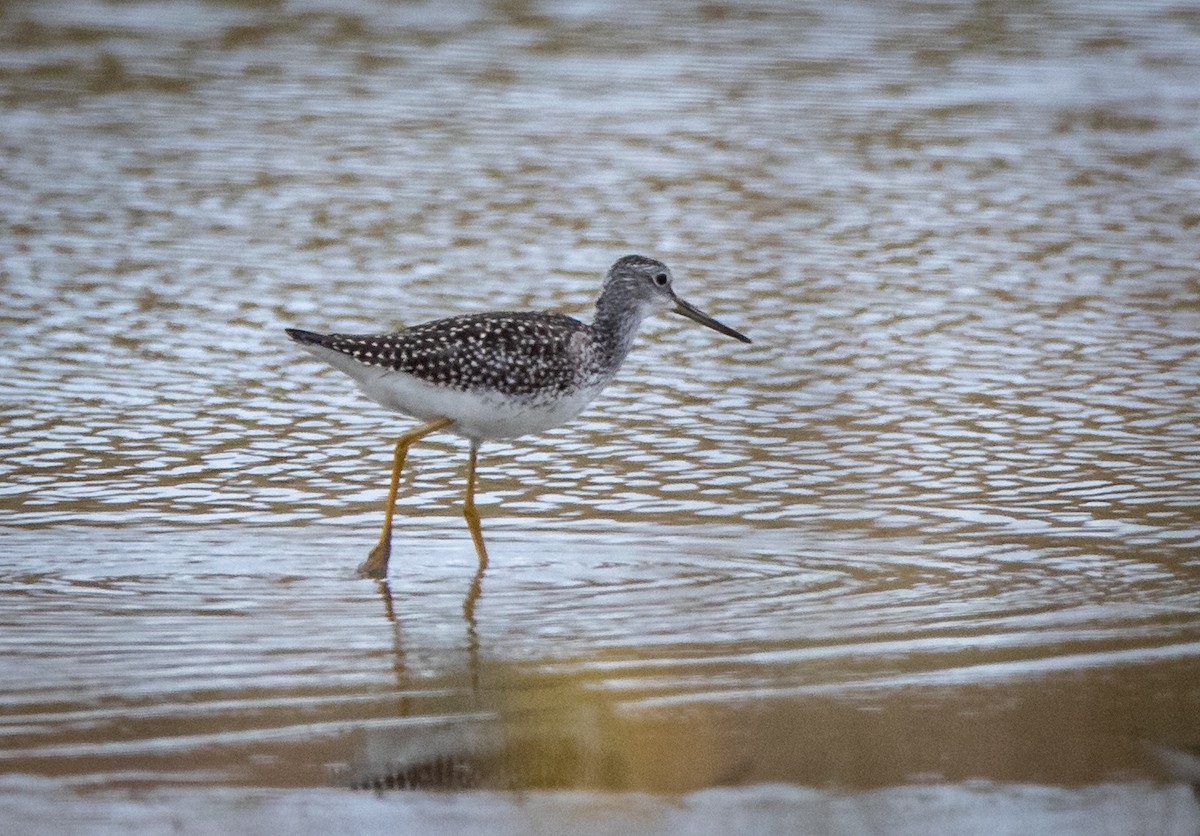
top-left (590, 294), bottom-right (646, 376)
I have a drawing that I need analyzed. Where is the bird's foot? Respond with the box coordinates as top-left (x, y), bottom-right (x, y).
top-left (357, 535), bottom-right (391, 579)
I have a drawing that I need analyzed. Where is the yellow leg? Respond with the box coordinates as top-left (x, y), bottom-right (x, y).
top-left (357, 416), bottom-right (452, 579)
top-left (462, 443), bottom-right (489, 570)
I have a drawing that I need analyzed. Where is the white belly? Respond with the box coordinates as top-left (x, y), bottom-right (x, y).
top-left (298, 342), bottom-right (605, 442)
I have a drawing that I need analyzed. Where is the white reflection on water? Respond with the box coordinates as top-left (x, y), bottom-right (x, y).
top-left (1, 776), bottom-right (1197, 836)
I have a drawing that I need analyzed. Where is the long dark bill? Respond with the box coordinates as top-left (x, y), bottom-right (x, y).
top-left (672, 297), bottom-right (752, 344)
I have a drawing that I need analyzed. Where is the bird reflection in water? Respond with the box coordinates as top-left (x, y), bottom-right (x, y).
top-left (351, 569), bottom-right (625, 792)
top-left (372, 559), bottom-right (486, 690)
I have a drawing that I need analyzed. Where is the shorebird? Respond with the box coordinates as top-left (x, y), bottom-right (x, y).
top-left (286, 255), bottom-right (750, 578)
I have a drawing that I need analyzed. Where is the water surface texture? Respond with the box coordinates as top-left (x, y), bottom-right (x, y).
top-left (1, 0), bottom-right (1199, 832)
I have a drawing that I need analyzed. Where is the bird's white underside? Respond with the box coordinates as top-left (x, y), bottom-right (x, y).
top-left (296, 342), bottom-right (605, 443)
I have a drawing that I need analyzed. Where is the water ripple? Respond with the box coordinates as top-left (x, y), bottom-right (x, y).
top-left (1, 0), bottom-right (1199, 810)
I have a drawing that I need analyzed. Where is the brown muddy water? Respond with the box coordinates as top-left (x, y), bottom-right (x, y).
top-left (2, 0), bottom-right (1199, 833)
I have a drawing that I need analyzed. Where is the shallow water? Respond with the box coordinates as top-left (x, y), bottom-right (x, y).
top-left (2, 0), bottom-right (1199, 832)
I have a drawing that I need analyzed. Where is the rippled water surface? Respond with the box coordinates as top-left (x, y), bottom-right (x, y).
top-left (2, 0), bottom-right (1199, 832)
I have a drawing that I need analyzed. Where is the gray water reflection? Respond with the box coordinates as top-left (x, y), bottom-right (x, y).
top-left (1, 0), bottom-right (1200, 830)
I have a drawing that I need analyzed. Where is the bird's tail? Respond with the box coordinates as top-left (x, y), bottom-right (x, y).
top-left (284, 328), bottom-right (330, 346)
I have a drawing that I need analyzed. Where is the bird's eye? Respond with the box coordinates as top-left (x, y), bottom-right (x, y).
top-left (652, 272), bottom-right (669, 287)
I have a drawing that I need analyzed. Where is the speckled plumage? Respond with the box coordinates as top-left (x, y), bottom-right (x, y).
top-left (286, 255), bottom-right (749, 444)
top-left (288, 310), bottom-right (597, 400)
